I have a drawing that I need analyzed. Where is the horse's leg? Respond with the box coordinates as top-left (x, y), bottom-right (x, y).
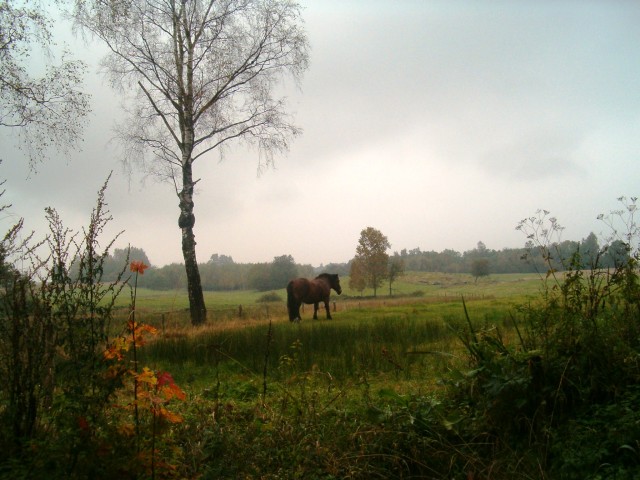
top-left (295, 301), bottom-right (302, 322)
top-left (325, 299), bottom-right (332, 320)
top-left (313, 302), bottom-right (319, 319)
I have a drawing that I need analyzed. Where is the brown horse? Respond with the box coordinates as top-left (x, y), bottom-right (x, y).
top-left (286, 273), bottom-right (342, 322)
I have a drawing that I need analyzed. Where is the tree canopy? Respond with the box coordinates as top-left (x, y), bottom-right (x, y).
top-left (0, 0), bottom-right (90, 167)
top-left (350, 227), bottom-right (390, 297)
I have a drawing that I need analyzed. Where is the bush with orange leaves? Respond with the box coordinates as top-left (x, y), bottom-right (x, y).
top-left (102, 260), bottom-right (187, 478)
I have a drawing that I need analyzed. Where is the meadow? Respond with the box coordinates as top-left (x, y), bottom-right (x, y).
top-left (104, 275), bottom-right (544, 459)
top-left (109, 268), bottom-right (640, 479)
top-left (127, 272), bottom-right (545, 391)
top-left (107, 271), bottom-right (548, 478)
top-left (123, 271), bottom-right (544, 325)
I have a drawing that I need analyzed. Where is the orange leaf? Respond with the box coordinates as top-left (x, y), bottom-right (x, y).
top-left (136, 367), bottom-right (157, 386)
top-left (165, 382), bottom-right (186, 401)
top-left (158, 407), bottom-right (183, 423)
top-left (130, 260), bottom-right (149, 275)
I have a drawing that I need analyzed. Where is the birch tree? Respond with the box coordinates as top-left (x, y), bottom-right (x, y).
top-left (0, 0), bottom-right (90, 168)
top-left (72, 0), bottom-right (309, 325)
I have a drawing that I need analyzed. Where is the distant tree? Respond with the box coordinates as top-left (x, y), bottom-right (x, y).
top-left (102, 246), bottom-right (151, 281)
top-left (207, 262), bottom-right (250, 290)
top-left (0, 1), bottom-right (90, 167)
top-left (348, 259), bottom-right (367, 295)
top-left (117, 246), bottom-right (151, 266)
top-left (470, 258), bottom-right (490, 283)
top-left (296, 263), bottom-right (315, 278)
top-left (271, 255), bottom-right (298, 288)
top-left (144, 263), bottom-right (186, 290)
top-left (208, 254), bottom-right (234, 266)
top-left (551, 240), bottom-right (579, 271)
top-left (580, 232), bottom-right (600, 268)
top-left (388, 253), bottom-right (405, 295)
top-left (316, 262), bottom-right (349, 277)
top-left (247, 263), bottom-right (271, 292)
top-left (72, 0), bottom-right (309, 326)
top-left (440, 249), bottom-right (463, 273)
top-left (353, 227), bottom-right (390, 297)
top-left (603, 239), bottom-right (630, 268)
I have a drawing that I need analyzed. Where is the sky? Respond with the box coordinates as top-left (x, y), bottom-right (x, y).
top-left (1, 1), bottom-right (639, 268)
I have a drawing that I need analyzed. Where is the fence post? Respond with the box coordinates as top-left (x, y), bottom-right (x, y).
top-left (238, 305), bottom-right (243, 318)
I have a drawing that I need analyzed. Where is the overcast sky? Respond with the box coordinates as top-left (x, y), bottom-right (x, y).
top-left (1, 1), bottom-right (639, 267)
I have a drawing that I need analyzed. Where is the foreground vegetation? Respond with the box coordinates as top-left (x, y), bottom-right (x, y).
top-left (2, 194), bottom-right (640, 479)
top-left (4, 268), bottom-right (640, 478)
top-left (129, 267), bottom-right (640, 479)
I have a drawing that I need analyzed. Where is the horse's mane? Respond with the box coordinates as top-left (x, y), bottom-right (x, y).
top-left (315, 273), bottom-right (332, 280)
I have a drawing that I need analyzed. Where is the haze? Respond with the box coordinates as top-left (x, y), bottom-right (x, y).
top-left (1, 1), bottom-right (639, 267)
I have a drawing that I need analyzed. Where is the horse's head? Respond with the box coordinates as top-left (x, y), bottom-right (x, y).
top-left (330, 274), bottom-right (342, 295)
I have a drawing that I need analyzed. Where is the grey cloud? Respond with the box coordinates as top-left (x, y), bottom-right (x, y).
top-left (480, 129), bottom-right (588, 180)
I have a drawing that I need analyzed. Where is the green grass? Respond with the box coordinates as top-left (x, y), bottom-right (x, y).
top-left (389, 271), bottom-right (545, 298)
top-left (114, 286), bottom-right (280, 311)
top-left (119, 272), bottom-right (544, 322)
top-left (127, 272), bottom-right (541, 403)
top-left (143, 314), bottom-right (458, 381)
top-left (112, 272), bottom-right (539, 434)
top-left (99, 270), bottom-right (625, 478)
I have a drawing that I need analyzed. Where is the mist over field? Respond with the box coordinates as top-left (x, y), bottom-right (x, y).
top-left (2, 1), bottom-right (639, 269)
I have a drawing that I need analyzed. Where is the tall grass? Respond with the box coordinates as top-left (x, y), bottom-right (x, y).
top-left (132, 280), bottom-right (529, 391)
top-left (140, 302), bottom-right (477, 389)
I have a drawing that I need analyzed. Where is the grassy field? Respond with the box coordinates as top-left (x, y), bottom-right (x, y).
top-left (105, 271), bottom-right (554, 478)
top-left (123, 272), bottom-right (545, 396)
top-left (121, 271), bottom-right (545, 321)
top-left (15, 269), bottom-right (635, 478)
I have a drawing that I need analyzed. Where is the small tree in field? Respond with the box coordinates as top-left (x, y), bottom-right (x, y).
top-left (470, 258), bottom-right (490, 283)
top-left (388, 253), bottom-right (405, 295)
top-left (353, 227), bottom-right (390, 297)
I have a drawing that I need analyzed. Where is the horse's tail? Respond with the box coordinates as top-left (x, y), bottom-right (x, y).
top-left (286, 281), bottom-right (296, 321)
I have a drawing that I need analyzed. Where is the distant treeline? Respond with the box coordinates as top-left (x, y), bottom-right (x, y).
top-left (399, 234), bottom-right (627, 275)
top-left (105, 233), bottom-right (629, 291)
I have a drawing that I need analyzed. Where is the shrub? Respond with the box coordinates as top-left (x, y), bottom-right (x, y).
top-left (256, 291), bottom-right (282, 303)
top-left (445, 199), bottom-right (640, 477)
top-left (0, 179), bottom-right (125, 467)
top-left (0, 178), bottom-right (186, 478)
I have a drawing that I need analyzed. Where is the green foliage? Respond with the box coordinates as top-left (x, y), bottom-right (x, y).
top-left (246, 255), bottom-right (300, 291)
top-left (100, 246), bottom-right (151, 281)
top-left (0, 178), bottom-right (187, 479)
top-left (470, 257), bottom-right (490, 282)
top-left (0, 177), bottom-right (128, 476)
top-left (98, 236), bottom-right (635, 294)
top-left (351, 226), bottom-right (391, 297)
top-left (445, 199), bottom-right (640, 478)
top-left (348, 257), bottom-right (367, 293)
top-left (387, 252), bottom-right (405, 295)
